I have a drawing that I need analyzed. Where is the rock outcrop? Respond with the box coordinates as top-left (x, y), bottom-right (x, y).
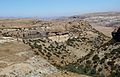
top-left (112, 27), bottom-right (120, 42)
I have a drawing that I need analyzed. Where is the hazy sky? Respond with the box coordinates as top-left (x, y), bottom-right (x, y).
top-left (0, 0), bottom-right (120, 17)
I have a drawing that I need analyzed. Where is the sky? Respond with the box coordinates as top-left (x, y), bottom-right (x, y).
top-left (0, 0), bottom-right (120, 17)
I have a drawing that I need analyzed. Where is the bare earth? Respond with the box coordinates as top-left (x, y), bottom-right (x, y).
top-left (92, 25), bottom-right (114, 37)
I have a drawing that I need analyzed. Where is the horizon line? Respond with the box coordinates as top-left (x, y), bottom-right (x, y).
top-left (0, 11), bottom-right (120, 19)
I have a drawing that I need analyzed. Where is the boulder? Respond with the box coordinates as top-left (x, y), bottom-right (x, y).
top-left (112, 27), bottom-right (120, 42)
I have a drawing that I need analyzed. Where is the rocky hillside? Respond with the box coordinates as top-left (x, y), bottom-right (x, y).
top-left (64, 39), bottom-right (120, 77)
top-left (0, 37), bottom-right (58, 77)
top-left (26, 20), bottom-right (113, 77)
top-left (0, 18), bottom-right (119, 77)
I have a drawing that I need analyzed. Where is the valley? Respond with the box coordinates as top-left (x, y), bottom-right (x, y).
top-left (0, 12), bottom-right (119, 77)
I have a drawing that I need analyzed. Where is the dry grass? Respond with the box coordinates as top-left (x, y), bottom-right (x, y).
top-left (92, 25), bottom-right (113, 37)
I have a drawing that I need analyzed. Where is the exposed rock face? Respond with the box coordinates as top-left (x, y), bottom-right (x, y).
top-left (112, 27), bottom-right (120, 42)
